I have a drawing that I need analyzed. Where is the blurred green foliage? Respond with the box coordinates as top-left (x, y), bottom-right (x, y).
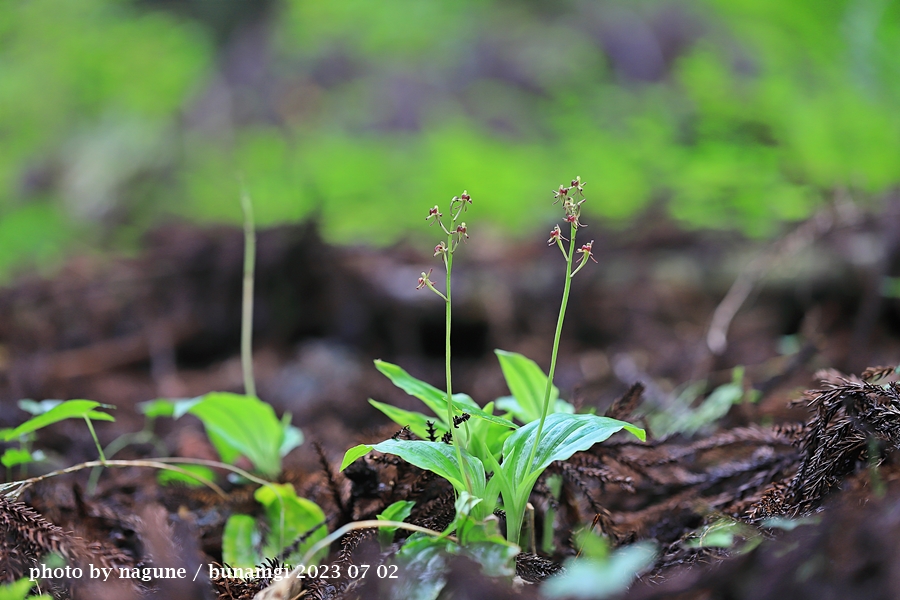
top-left (1, 0), bottom-right (899, 280)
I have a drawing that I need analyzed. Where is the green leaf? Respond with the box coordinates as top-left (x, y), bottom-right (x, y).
top-left (0, 577), bottom-right (51, 600)
top-left (495, 350), bottom-right (559, 423)
top-left (375, 360), bottom-right (452, 416)
top-left (369, 399), bottom-right (448, 439)
top-left (502, 413), bottom-right (645, 494)
top-left (206, 429), bottom-right (241, 465)
top-left (340, 444), bottom-right (374, 471)
top-left (3, 400), bottom-right (115, 441)
top-left (222, 515), bottom-right (261, 569)
top-left (182, 392), bottom-right (288, 477)
top-left (392, 522), bottom-right (518, 600)
top-left (542, 542), bottom-right (656, 599)
top-left (137, 399), bottom-right (179, 418)
top-left (377, 500), bottom-right (416, 546)
top-left (463, 529), bottom-right (519, 578)
top-left (1, 448), bottom-right (34, 469)
top-left (453, 399), bottom-right (518, 430)
top-left (464, 401), bottom-right (515, 462)
top-left (157, 464), bottom-right (217, 488)
top-left (374, 362), bottom-right (517, 430)
top-left (369, 439), bottom-right (486, 498)
top-left (651, 369), bottom-right (746, 437)
top-left (254, 483), bottom-right (328, 564)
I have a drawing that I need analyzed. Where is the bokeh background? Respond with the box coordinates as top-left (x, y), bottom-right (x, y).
top-left (2, 0), bottom-right (899, 281)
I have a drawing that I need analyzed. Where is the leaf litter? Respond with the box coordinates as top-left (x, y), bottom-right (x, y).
top-left (3, 219), bottom-right (900, 598)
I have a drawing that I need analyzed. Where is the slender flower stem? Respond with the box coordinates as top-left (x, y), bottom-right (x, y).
top-left (445, 232), bottom-right (455, 437)
top-left (240, 185), bottom-right (257, 398)
top-left (445, 229), bottom-right (474, 495)
top-left (522, 221), bottom-right (578, 490)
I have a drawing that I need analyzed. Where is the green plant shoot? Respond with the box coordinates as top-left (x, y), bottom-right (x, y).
top-left (222, 483), bottom-right (327, 568)
top-left (163, 392), bottom-right (303, 478)
top-left (2, 400), bottom-right (115, 464)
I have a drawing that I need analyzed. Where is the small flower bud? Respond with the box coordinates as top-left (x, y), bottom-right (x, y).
top-left (460, 190), bottom-right (471, 203)
top-left (434, 241), bottom-right (447, 257)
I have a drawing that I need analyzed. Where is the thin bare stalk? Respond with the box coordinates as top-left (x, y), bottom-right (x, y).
top-left (0, 459), bottom-right (228, 500)
top-left (240, 184), bottom-right (257, 398)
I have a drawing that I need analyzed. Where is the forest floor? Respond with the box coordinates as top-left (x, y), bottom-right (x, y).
top-left (4, 209), bottom-right (900, 599)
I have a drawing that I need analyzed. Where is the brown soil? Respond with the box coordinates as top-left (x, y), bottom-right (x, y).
top-left (4, 212), bottom-right (900, 599)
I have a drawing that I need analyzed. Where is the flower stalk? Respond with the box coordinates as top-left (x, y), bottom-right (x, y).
top-left (420, 191), bottom-right (474, 495)
top-left (522, 177), bottom-right (591, 506)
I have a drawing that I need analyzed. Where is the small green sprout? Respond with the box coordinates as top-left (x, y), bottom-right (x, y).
top-left (2, 400), bottom-right (115, 464)
top-left (542, 529), bottom-right (656, 599)
top-left (222, 483), bottom-right (327, 568)
top-left (376, 500), bottom-right (416, 547)
top-left (157, 392), bottom-right (303, 479)
top-left (0, 577), bottom-right (52, 600)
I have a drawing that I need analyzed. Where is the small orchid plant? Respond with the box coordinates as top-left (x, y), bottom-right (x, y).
top-left (342, 179), bottom-right (645, 547)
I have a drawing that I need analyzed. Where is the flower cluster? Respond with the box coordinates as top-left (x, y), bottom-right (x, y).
top-left (417, 191), bottom-right (472, 296)
top-left (549, 176), bottom-right (596, 275)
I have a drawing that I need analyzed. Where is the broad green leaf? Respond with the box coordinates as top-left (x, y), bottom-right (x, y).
top-left (369, 398), bottom-right (448, 440)
top-left (369, 439), bottom-right (486, 498)
top-left (255, 483), bottom-right (328, 564)
top-left (340, 444), bottom-right (374, 471)
top-left (502, 413), bottom-right (645, 493)
top-left (374, 361), bottom-right (517, 430)
top-left (494, 396), bottom-right (524, 420)
top-left (377, 500), bottom-right (416, 546)
top-left (3, 400), bottom-right (115, 441)
top-left (1, 448), bottom-right (34, 469)
top-left (157, 464), bottom-right (217, 488)
top-left (183, 392), bottom-right (287, 477)
top-left (222, 514), bottom-right (261, 568)
top-left (206, 429), bottom-right (241, 465)
top-left (495, 350), bottom-right (559, 423)
top-left (375, 360), bottom-right (452, 416)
